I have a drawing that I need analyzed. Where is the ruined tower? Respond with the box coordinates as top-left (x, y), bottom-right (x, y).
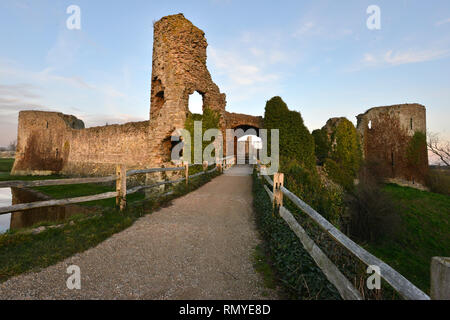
top-left (148, 14), bottom-right (227, 164)
top-left (356, 103), bottom-right (428, 187)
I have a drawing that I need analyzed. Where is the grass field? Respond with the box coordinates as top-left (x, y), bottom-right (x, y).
top-left (364, 184), bottom-right (450, 294)
top-left (0, 158), bottom-right (14, 173)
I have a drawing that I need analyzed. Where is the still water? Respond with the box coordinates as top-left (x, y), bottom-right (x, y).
top-left (0, 187), bottom-right (92, 234)
top-left (0, 188), bottom-right (11, 233)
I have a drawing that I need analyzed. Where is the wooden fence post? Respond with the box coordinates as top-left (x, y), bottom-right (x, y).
top-left (431, 257), bottom-right (450, 300)
top-left (116, 164), bottom-right (127, 211)
top-left (273, 172), bottom-right (284, 213)
top-left (185, 162), bottom-right (189, 185)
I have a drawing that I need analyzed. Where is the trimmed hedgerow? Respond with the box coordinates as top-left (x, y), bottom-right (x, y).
top-left (264, 96), bottom-right (316, 171)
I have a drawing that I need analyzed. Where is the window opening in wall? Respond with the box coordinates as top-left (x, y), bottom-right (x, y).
top-left (188, 91), bottom-right (204, 115)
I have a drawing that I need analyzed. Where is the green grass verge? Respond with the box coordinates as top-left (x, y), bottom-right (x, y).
top-left (364, 184), bottom-right (450, 293)
top-left (33, 183), bottom-right (145, 208)
top-left (0, 158), bottom-right (14, 173)
top-left (0, 170), bottom-right (220, 283)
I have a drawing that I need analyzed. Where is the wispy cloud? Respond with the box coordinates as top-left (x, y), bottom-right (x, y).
top-left (383, 49), bottom-right (450, 65)
top-left (293, 21), bottom-right (318, 38)
top-left (436, 18), bottom-right (450, 26)
top-left (0, 59), bottom-right (143, 145)
top-left (348, 48), bottom-right (450, 71)
top-left (210, 48), bottom-right (279, 86)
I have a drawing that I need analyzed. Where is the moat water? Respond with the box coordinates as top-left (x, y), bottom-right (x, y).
top-left (0, 187), bottom-right (91, 234)
top-left (0, 188), bottom-right (11, 233)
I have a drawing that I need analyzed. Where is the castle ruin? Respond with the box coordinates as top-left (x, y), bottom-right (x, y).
top-left (11, 14), bottom-right (428, 188)
top-left (11, 14), bottom-right (262, 176)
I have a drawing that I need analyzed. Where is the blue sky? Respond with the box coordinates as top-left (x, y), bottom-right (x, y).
top-left (0, 0), bottom-right (449, 147)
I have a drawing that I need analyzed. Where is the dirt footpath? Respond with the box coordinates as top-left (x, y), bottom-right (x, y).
top-left (0, 165), bottom-right (277, 300)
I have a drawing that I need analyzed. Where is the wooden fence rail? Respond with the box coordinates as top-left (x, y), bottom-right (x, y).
top-left (259, 170), bottom-right (431, 300)
top-left (0, 176), bottom-right (117, 188)
top-left (0, 192), bottom-right (118, 215)
top-left (0, 159), bottom-right (226, 216)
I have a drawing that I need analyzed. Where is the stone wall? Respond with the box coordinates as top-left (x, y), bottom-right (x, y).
top-left (356, 103), bottom-right (428, 186)
top-left (12, 111), bottom-right (151, 176)
top-left (224, 111), bottom-right (263, 130)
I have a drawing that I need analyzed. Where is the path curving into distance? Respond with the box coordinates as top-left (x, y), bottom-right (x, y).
top-left (0, 165), bottom-right (277, 300)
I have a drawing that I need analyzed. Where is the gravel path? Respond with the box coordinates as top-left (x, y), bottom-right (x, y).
top-left (0, 165), bottom-right (277, 300)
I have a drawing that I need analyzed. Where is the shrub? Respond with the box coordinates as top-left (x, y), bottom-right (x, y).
top-left (347, 171), bottom-right (402, 243)
top-left (264, 97), bottom-right (316, 170)
top-left (312, 128), bottom-right (330, 165)
top-left (263, 97), bottom-right (346, 228)
top-left (281, 158), bottom-right (345, 227)
top-left (323, 119), bottom-right (362, 191)
top-left (331, 119), bottom-right (362, 177)
top-left (426, 168), bottom-right (450, 196)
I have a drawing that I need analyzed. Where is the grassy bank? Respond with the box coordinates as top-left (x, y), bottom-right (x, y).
top-left (0, 170), bottom-right (219, 283)
top-left (0, 158), bottom-right (14, 173)
top-left (364, 184), bottom-right (450, 293)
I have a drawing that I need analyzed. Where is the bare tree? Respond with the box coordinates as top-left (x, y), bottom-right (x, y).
top-left (427, 132), bottom-right (450, 166)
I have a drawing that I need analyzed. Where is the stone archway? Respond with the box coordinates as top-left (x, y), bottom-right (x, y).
top-left (230, 124), bottom-right (261, 164)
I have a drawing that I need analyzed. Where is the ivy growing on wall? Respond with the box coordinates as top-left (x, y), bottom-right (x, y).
top-left (406, 131), bottom-right (428, 179)
top-left (184, 107), bottom-right (221, 164)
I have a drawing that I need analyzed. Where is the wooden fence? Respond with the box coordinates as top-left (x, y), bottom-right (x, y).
top-left (0, 157), bottom-right (234, 215)
top-left (257, 165), bottom-right (439, 300)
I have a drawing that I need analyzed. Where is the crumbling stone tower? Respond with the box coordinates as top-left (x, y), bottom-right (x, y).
top-left (148, 14), bottom-right (227, 164)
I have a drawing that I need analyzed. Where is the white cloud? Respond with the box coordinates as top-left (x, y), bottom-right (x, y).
top-left (209, 47), bottom-right (280, 87)
top-left (349, 48), bottom-right (450, 71)
top-left (294, 22), bottom-right (317, 37)
top-left (383, 49), bottom-right (450, 65)
top-left (0, 59), bottom-right (144, 145)
top-left (436, 18), bottom-right (450, 26)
